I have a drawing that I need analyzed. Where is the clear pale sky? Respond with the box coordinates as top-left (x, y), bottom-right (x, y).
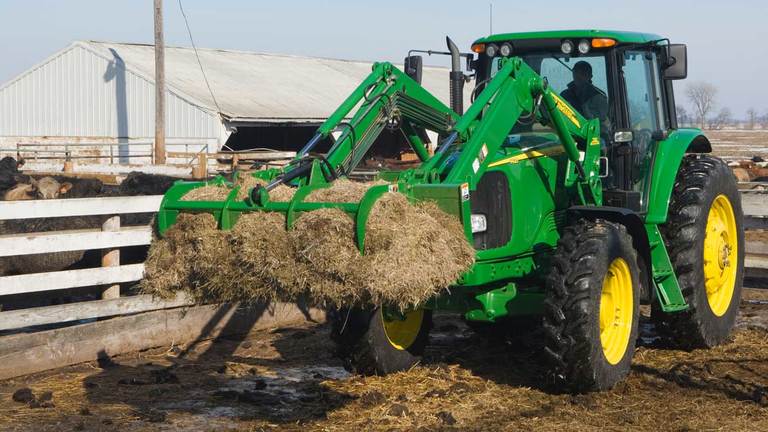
top-left (0, 0), bottom-right (766, 117)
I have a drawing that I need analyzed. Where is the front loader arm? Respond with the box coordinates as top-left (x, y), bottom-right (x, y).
top-left (426, 57), bottom-right (602, 204)
top-left (297, 62), bottom-right (460, 178)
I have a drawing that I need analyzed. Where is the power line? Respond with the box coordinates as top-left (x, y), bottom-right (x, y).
top-left (177, 0), bottom-right (222, 115)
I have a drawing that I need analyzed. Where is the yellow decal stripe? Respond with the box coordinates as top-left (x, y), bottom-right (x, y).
top-left (551, 93), bottom-right (581, 128)
top-left (488, 146), bottom-right (565, 168)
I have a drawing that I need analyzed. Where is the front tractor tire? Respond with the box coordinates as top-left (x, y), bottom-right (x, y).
top-left (331, 306), bottom-right (432, 375)
top-left (543, 219), bottom-right (641, 392)
top-left (654, 155), bottom-right (744, 348)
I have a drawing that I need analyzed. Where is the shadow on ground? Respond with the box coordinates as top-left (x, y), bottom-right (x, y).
top-left (79, 301), bottom-right (354, 428)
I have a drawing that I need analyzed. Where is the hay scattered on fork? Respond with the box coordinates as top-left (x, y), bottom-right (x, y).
top-left (143, 181), bottom-right (475, 311)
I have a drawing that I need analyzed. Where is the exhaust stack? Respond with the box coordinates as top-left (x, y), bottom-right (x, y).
top-left (446, 36), bottom-right (464, 115)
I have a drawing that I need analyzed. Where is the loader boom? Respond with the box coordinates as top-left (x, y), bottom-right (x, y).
top-left (419, 57), bottom-right (603, 204)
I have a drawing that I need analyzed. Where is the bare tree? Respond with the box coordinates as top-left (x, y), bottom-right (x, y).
top-left (761, 111), bottom-right (768, 129)
top-left (686, 82), bottom-right (717, 129)
top-left (746, 108), bottom-right (758, 129)
top-left (676, 105), bottom-right (690, 127)
top-left (709, 107), bottom-right (732, 130)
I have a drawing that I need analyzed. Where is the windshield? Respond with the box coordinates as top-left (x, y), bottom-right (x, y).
top-left (488, 53), bottom-right (611, 137)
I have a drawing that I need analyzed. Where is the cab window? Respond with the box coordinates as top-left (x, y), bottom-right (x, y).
top-left (491, 54), bottom-right (611, 137)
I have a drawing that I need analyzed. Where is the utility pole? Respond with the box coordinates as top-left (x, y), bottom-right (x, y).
top-left (489, 3), bottom-right (493, 35)
top-left (154, 0), bottom-right (166, 164)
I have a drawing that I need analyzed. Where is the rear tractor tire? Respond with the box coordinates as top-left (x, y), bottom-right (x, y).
top-left (331, 306), bottom-right (432, 375)
top-left (654, 154), bottom-right (744, 348)
top-left (543, 219), bottom-right (641, 391)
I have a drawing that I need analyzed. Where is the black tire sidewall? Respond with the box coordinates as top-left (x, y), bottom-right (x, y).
top-left (331, 306), bottom-right (432, 375)
top-left (582, 225), bottom-right (641, 388)
top-left (666, 157), bottom-right (744, 346)
top-left (367, 307), bottom-right (432, 373)
top-left (543, 220), bottom-right (641, 391)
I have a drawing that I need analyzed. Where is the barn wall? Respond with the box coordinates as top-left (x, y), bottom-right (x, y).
top-left (0, 44), bottom-right (220, 140)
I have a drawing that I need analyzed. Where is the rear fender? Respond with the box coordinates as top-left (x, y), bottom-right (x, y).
top-left (645, 129), bottom-right (711, 224)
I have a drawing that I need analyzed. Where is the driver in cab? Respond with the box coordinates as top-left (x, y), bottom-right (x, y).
top-left (560, 61), bottom-right (609, 132)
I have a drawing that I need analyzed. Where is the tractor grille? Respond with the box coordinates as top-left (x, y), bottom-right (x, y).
top-left (471, 171), bottom-right (512, 250)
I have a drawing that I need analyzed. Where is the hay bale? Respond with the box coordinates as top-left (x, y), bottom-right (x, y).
top-left (305, 178), bottom-right (387, 203)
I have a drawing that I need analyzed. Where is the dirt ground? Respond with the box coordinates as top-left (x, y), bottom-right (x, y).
top-left (1, 282), bottom-right (767, 432)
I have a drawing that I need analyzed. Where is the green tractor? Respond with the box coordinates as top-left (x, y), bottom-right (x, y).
top-left (156, 30), bottom-right (743, 391)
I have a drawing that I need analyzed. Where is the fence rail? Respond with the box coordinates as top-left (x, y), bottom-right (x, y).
top-left (0, 195), bottom-right (168, 329)
top-left (0, 195), bottom-right (163, 220)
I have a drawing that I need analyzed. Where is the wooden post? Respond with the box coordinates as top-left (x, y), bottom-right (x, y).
top-left (192, 152), bottom-right (208, 179)
top-left (63, 150), bottom-right (74, 172)
top-left (101, 216), bottom-right (121, 299)
top-left (154, 0), bottom-right (166, 164)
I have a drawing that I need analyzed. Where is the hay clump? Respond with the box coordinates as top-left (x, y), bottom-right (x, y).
top-left (234, 175), bottom-right (264, 201)
top-left (227, 212), bottom-right (302, 301)
top-left (289, 208), bottom-right (366, 306)
top-left (144, 184), bottom-right (475, 310)
top-left (141, 213), bottom-right (221, 299)
top-left (235, 175), bottom-right (296, 202)
top-left (179, 175), bottom-right (297, 202)
top-left (180, 184), bottom-right (230, 201)
top-left (361, 194), bottom-right (476, 309)
top-left (305, 178), bottom-right (387, 203)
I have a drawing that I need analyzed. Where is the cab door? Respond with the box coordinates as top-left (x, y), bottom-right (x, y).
top-left (605, 48), bottom-right (666, 211)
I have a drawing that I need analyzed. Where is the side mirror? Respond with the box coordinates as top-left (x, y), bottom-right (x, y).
top-left (404, 55), bottom-right (423, 84)
top-left (614, 130), bottom-right (634, 143)
top-left (662, 44), bottom-right (687, 80)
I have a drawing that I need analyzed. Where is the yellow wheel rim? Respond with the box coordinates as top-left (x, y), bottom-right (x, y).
top-left (382, 308), bottom-right (424, 351)
top-left (703, 194), bottom-right (738, 317)
top-left (599, 257), bottom-right (634, 365)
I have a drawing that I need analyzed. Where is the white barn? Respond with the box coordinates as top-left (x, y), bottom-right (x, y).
top-left (0, 41), bottom-right (462, 171)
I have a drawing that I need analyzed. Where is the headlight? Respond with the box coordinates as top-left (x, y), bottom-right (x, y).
top-left (470, 214), bottom-right (487, 234)
top-left (499, 43), bottom-right (513, 57)
top-left (485, 44), bottom-right (498, 57)
top-left (578, 39), bottom-right (591, 54)
top-left (560, 40), bottom-right (574, 55)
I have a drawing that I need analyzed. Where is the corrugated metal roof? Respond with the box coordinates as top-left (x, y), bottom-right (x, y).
top-left (75, 41), bottom-right (465, 123)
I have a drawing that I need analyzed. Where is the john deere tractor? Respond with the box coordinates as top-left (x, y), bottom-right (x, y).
top-left (156, 30), bottom-right (743, 391)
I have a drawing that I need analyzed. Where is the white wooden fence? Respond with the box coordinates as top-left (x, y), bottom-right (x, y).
top-left (0, 195), bottom-right (196, 331)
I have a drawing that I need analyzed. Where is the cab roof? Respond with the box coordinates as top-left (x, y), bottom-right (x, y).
top-left (474, 30), bottom-right (663, 45)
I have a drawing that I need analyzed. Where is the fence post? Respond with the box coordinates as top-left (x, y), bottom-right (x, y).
top-left (101, 216), bottom-right (121, 299)
top-left (192, 152), bottom-right (208, 179)
top-left (63, 151), bottom-right (74, 173)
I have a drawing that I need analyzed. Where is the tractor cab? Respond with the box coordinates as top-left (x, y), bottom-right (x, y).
top-left (470, 30), bottom-right (689, 212)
